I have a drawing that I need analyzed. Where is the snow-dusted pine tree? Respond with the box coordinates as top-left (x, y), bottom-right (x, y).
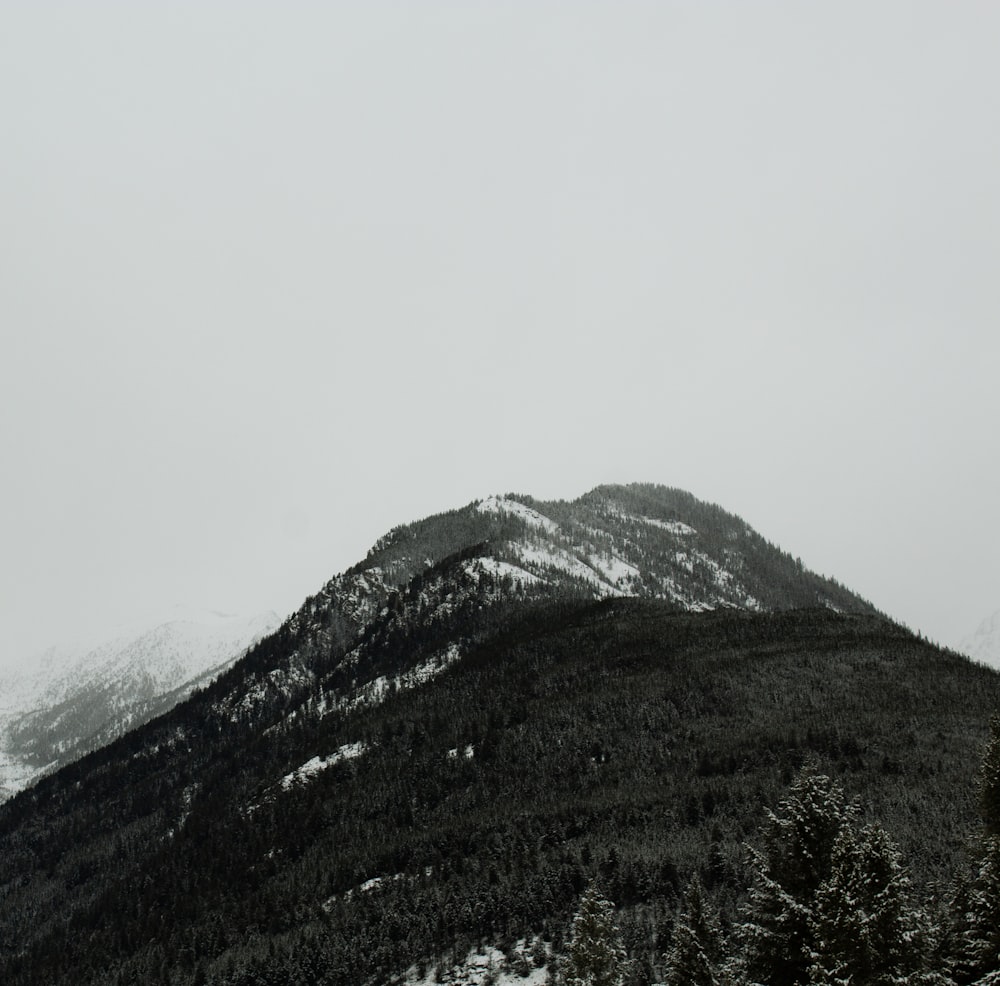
top-left (967, 841), bottom-right (1000, 982)
top-left (560, 882), bottom-right (628, 986)
top-left (738, 768), bottom-right (855, 986)
top-left (982, 716), bottom-right (1000, 840)
top-left (960, 717), bottom-right (1000, 983)
top-left (808, 822), bottom-right (945, 985)
top-left (662, 874), bottom-right (727, 986)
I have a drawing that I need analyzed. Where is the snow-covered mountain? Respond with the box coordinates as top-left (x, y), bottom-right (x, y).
top-left (0, 609), bottom-right (280, 801)
top-left (961, 608), bottom-right (1000, 670)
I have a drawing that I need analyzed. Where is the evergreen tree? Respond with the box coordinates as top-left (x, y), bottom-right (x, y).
top-left (808, 822), bottom-right (941, 985)
top-left (560, 882), bottom-right (628, 986)
top-left (982, 716), bottom-right (1000, 839)
top-left (960, 717), bottom-right (1000, 982)
top-left (662, 874), bottom-right (726, 986)
top-left (738, 769), bottom-right (855, 986)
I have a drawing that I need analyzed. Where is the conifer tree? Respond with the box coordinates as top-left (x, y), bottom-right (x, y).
top-left (808, 822), bottom-right (941, 985)
top-left (560, 882), bottom-right (628, 986)
top-left (662, 874), bottom-right (726, 986)
top-left (738, 769), bottom-right (855, 986)
top-left (960, 716), bottom-right (1000, 982)
top-left (982, 716), bottom-right (1000, 839)
top-left (965, 841), bottom-right (1000, 982)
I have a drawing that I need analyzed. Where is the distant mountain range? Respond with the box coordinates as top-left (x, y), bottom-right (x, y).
top-left (0, 484), bottom-right (996, 986)
top-left (0, 609), bottom-right (279, 801)
top-left (961, 608), bottom-right (1000, 670)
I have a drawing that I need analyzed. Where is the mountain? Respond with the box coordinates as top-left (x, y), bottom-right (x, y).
top-left (961, 608), bottom-right (1000, 670)
top-left (0, 484), bottom-right (996, 986)
top-left (0, 609), bottom-right (280, 801)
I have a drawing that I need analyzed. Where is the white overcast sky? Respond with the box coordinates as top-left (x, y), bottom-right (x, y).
top-left (2, 2), bottom-right (999, 668)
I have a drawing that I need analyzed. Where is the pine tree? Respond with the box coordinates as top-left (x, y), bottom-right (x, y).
top-left (961, 717), bottom-right (1000, 982)
top-left (982, 716), bottom-right (1000, 839)
top-left (808, 822), bottom-right (941, 985)
top-left (662, 874), bottom-right (726, 986)
top-left (738, 768), bottom-right (855, 986)
top-left (968, 840), bottom-right (1000, 981)
top-left (560, 882), bottom-right (628, 986)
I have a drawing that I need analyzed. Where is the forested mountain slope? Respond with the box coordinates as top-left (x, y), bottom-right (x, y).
top-left (0, 485), bottom-right (992, 986)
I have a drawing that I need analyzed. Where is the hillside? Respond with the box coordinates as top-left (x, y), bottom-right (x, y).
top-left (0, 484), bottom-right (994, 986)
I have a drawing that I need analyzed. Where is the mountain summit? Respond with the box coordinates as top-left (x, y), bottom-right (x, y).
top-left (351, 483), bottom-right (872, 615)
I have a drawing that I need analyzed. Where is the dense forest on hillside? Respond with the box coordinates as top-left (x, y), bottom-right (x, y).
top-left (1, 599), bottom-right (998, 985)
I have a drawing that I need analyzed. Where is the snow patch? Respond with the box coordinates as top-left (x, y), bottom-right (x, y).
top-left (462, 557), bottom-right (543, 586)
top-left (602, 502), bottom-right (696, 536)
top-left (511, 542), bottom-right (619, 595)
top-left (693, 550), bottom-right (735, 589)
top-left (477, 496), bottom-right (559, 534)
top-left (640, 516), bottom-right (697, 536)
top-left (405, 939), bottom-right (552, 986)
top-left (324, 868), bottom-right (436, 910)
top-left (281, 741), bottom-right (367, 789)
top-left (331, 643), bottom-right (464, 719)
top-left (586, 552), bottom-right (640, 586)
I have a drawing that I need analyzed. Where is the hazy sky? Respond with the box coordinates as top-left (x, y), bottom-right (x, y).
top-left (2, 2), bottom-right (999, 668)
